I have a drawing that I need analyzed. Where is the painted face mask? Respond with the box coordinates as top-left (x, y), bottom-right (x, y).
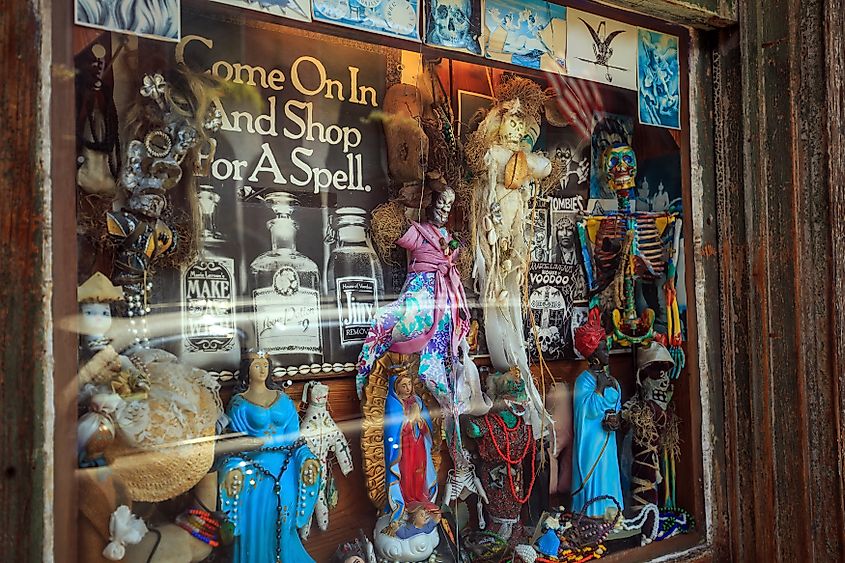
top-left (603, 144), bottom-right (638, 192)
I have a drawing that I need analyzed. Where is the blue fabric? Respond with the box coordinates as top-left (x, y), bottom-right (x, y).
top-left (537, 528), bottom-right (561, 557)
top-left (571, 370), bottom-right (623, 518)
top-left (383, 374), bottom-right (438, 526)
top-left (219, 393), bottom-right (321, 563)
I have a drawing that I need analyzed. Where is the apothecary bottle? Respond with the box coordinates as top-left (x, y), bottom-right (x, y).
top-left (324, 207), bottom-right (383, 364)
top-left (178, 185), bottom-right (240, 371)
top-left (250, 192), bottom-right (323, 367)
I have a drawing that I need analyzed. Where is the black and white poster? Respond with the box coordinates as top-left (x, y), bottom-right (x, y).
top-left (165, 15), bottom-right (396, 371)
top-left (524, 123), bottom-right (590, 360)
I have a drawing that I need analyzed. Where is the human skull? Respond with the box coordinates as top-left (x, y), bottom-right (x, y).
top-left (603, 143), bottom-right (637, 192)
top-left (428, 186), bottom-right (455, 226)
top-left (431, 0), bottom-right (471, 46)
top-left (641, 369), bottom-right (673, 411)
top-left (536, 325), bottom-right (562, 356)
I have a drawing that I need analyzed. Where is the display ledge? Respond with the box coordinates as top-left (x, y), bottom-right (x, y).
top-left (601, 530), bottom-right (706, 563)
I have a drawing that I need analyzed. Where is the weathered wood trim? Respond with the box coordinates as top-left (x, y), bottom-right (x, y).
top-left (596, 0), bottom-right (736, 28)
top-left (711, 0), bottom-right (845, 559)
top-left (825, 0), bottom-right (845, 555)
top-left (0, 0), bottom-right (49, 560)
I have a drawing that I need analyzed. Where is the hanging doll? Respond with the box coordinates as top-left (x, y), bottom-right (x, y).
top-left (299, 381), bottom-right (354, 540)
top-left (466, 76), bottom-right (556, 438)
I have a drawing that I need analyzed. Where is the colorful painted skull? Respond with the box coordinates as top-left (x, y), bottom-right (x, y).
top-left (603, 144), bottom-right (638, 192)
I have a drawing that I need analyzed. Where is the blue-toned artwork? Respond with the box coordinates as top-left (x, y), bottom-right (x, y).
top-left (425, 0), bottom-right (482, 55)
top-left (75, 0), bottom-right (180, 41)
top-left (313, 0), bottom-right (421, 41)
top-left (211, 0), bottom-right (312, 22)
top-left (483, 0), bottom-right (566, 72)
top-left (638, 29), bottom-right (681, 129)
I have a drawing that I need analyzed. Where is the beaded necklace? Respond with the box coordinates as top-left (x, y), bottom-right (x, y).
top-left (483, 412), bottom-right (536, 504)
top-left (231, 440), bottom-right (308, 563)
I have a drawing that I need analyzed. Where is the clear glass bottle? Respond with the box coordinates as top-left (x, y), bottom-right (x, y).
top-left (179, 185), bottom-right (240, 371)
top-left (250, 192), bottom-right (323, 367)
top-left (324, 207), bottom-right (384, 364)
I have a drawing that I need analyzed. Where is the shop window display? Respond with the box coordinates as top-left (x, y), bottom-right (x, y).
top-left (72, 1), bottom-right (699, 561)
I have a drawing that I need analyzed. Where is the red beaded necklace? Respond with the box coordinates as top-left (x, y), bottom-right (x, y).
top-left (484, 413), bottom-right (537, 504)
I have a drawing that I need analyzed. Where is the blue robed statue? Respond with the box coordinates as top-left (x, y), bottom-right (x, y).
top-left (218, 352), bottom-right (322, 563)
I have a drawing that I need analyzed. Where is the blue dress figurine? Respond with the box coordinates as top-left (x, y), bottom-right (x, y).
top-left (571, 309), bottom-right (623, 519)
top-left (219, 351), bottom-right (322, 563)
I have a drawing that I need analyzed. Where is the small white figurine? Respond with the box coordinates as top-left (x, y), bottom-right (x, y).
top-left (299, 381), bottom-right (355, 539)
top-left (78, 272), bottom-right (124, 354)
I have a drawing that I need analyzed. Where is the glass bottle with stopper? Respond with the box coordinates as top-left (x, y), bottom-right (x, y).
top-left (324, 206), bottom-right (384, 365)
top-left (250, 192), bottom-right (323, 368)
top-left (178, 184), bottom-right (240, 371)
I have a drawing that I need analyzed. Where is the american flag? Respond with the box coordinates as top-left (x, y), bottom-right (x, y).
top-left (544, 72), bottom-right (605, 140)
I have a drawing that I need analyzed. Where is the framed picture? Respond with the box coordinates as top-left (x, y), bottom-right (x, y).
top-left (424, 0), bottom-right (482, 54)
top-left (566, 8), bottom-right (636, 89)
top-left (312, 0), bottom-right (421, 41)
top-left (210, 0), bottom-right (312, 22)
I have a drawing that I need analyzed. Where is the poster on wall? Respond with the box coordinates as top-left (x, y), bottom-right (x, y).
top-left (174, 15), bottom-right (394, 372)
top-left (638, 28), bottom-right (681, 129)
top-left (525, 124), bottom-right (589, 360)
top-left (210, 0), bottom-right (312, 22)
top-left (75, 0), bottom-right (181, 41)
top-left (424, 0), bottom-right (482, 54)
top-left (482, 0), bottom-right (567, 72)
top-left (313, 0), bottom-right (421, 41)
top-left (566, 8), bottom-right (636, 90)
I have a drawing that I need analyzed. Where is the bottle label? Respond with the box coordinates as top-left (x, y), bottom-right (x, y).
top-left (182, 260), bottom-right (237, 353)
top-left (253, 267), bottom-right (322, 355)
top-left (336, 276), bottom-right (378, 345)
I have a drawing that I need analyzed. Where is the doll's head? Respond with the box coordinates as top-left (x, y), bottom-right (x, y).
top-left (235, 350), bottom-right (284, 394)
top-left (603, 143), bottom-right (638, 192)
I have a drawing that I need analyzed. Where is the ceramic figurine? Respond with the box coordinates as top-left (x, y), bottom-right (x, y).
top-left (298, 381), bottom-right (354, 539)
top-left (357, 176), bottom-right (490, 466)
top-left (571, 309), bottom-right (623, 520)
top-left (622, 341), bottom-right (678, 534)
top-left (218, 351), bottom-right (322, 563)
top-left (578, 143), bottom-right (681, 348)
top-left (467, 369), bottom-right (537, 539)
top-left (78, 272), bottom-right (124, 355)
top-left (361, 357), bottom-right (441, 561)
top-left (535, 515), bottom-right (562, 558)
top-left (467, 76), bottom-right (554, 438)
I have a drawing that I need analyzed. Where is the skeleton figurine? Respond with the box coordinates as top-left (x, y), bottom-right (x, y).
top-left (621, 342), bottom-right (678, 538)
top-left (427, 0), bottom-right (481, 54)
top-left (578, 144), bottom-right (681, 347)
top-left (106, 74), bottom-right (221, 341)
top-left (442, 464), bottom-right (489, 529)
top-left (299, 381), bottom-right (354, 540)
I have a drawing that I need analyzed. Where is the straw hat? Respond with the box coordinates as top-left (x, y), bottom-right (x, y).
top-left (104, 350), bottom-right (222, 502)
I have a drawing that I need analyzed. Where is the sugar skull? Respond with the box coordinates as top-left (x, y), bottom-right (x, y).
top-left (603, 143), bottom-right (637, 192)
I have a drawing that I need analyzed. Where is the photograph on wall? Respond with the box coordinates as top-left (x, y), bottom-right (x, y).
top-left (566, 8), bottom-right (636, 89)
top-left (424, 0), bottom-right (482, 54)
top-left (313, 0), bottom-right (421, 41)
top-left (638, 28), bottom-right (681, 129)
top-left (75, 0), bottom-right (181, 41)
top-left (482, 0), bottom-right (566, 72)
top-left (163, 15), bottom-right (396, 373)
top-left (589, 111), bottom-right (634, 200)
top-left (457, 89), bottom-right (495, 144)
top-left (210, 0), bottom-right (312, 22)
